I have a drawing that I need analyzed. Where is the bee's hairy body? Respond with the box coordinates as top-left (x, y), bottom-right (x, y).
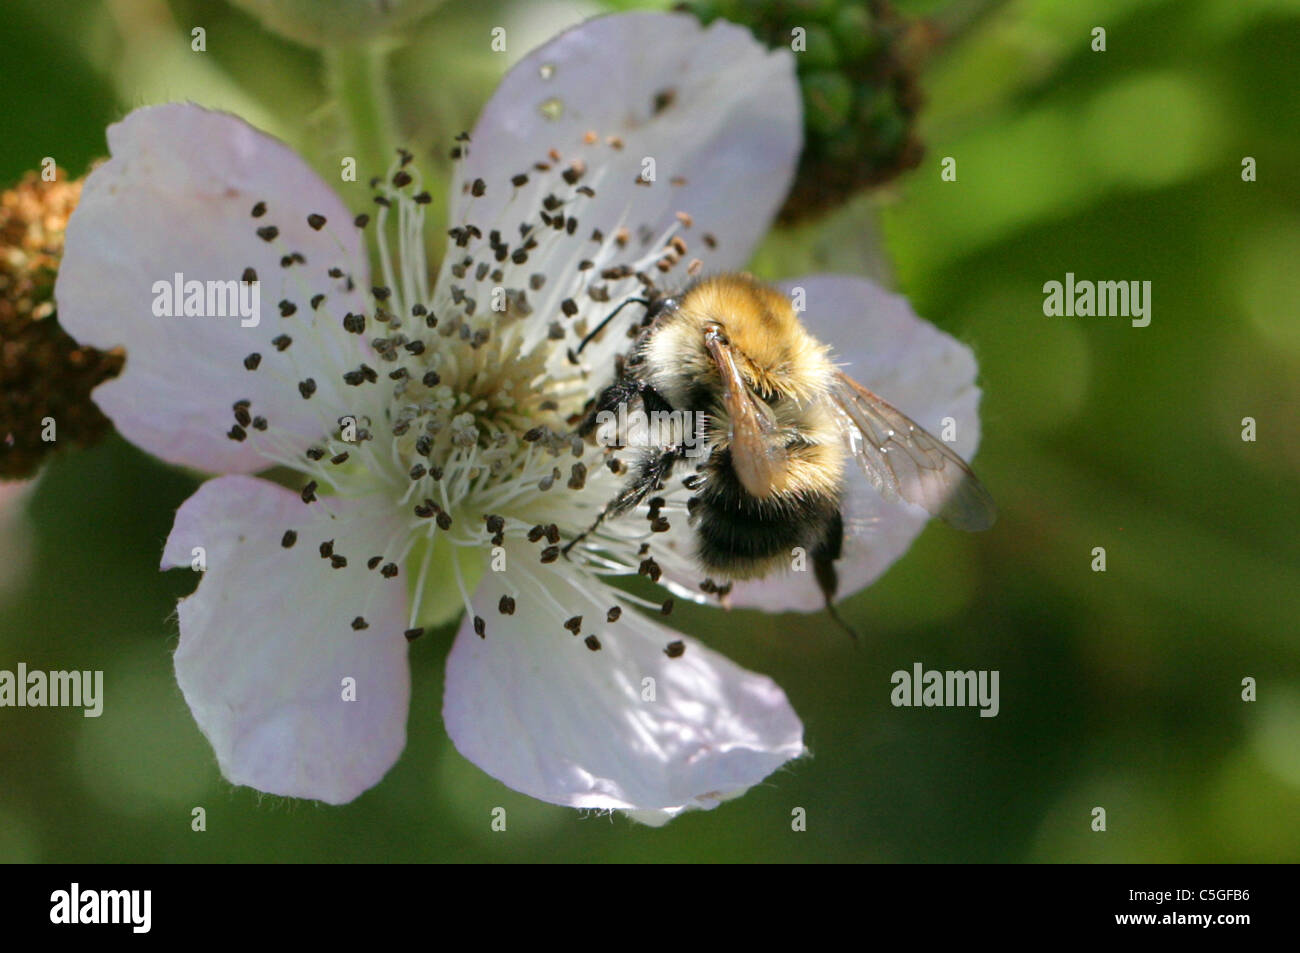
top-left (599, 274), bottom-right (848, 582)
top-left (690, 447), bottom-right (843, 579)
top-left (573, 272), bottom-right (995, 634)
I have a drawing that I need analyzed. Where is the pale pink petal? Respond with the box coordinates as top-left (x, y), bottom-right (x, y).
top-left (57, 104), bottom-right (375, 475)
top-left (162, 475), bottom-right (410, 804)
top-left (455, 11), bottom-right (800, 276)
top-left (442, 546), bottom-right (804, 817)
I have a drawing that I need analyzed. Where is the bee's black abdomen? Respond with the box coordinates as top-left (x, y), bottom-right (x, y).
top-left (693, 449), bottom-right (840, 577)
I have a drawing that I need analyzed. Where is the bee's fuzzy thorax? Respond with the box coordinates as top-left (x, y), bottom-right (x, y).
top-left (641, 272), bottom-right (836, 409)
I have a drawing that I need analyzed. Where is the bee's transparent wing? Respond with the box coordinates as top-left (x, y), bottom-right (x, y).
top-left (830, 372), bottom-right (996, 531)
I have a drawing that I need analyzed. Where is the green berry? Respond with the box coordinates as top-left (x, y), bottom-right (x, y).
top-left (801, 70), bottom-right (855, 136)
top-left (832, 5), bottom-right (879, 60)
top-left (797, 24), bottom-right (840, 70)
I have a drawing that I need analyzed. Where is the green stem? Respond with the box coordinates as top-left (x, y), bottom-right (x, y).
top-left (326, 43), bottom-right (397, 186)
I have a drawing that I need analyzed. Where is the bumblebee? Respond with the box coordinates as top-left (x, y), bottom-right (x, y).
top-left (571, 273), bottom-right (995, 629)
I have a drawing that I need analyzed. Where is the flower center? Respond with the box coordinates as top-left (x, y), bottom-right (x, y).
top-left (233, 133), bottom-right (717, 643)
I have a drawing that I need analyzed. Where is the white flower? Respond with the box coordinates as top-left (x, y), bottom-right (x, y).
top-left (55, 11), bottom-right (983, 823)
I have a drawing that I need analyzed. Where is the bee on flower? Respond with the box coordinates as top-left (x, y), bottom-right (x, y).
top-left (54, 12), bottom-right (989, 824)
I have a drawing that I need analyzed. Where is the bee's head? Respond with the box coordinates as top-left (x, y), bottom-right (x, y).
top-left (678, 274), bottom-right (831, 402)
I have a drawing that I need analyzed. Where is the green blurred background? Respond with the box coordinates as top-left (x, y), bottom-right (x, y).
top-left (1, 0), bottom-right (1297, 862)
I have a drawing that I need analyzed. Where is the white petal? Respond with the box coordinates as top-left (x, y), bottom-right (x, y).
top-left (56, 104), bottom-right (374, 474)
top-left (658, 275), bottom-right (985, 613)
top-left (162, 475), bottom-right (411, 804)
top-left (442, 549), bottom-right (804, 816)
top-left (455, 10), bottom-right (800, 274)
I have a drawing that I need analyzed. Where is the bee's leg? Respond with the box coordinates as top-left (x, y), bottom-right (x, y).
top-left (632, 379), bottom-right (697, 457)
top-left (577, 376), bottom-right (640, 438)
top-left (561, 507), bottom-right (609, 558)
top-left (812, 511), bottom-right (860, 643)
top-left (568, 378), bottom-right (682, 557)
top-left (563, 449), bottom-right (678, 558)
top-left (634, 379), bottom-right (675, 414)
top-left (609, 449), bottom-right (678, 515)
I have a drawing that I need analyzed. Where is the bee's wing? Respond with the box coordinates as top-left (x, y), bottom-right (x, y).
top-left (830, 371), bottom-right (996, 531)
top-left (704, 330), bottom-right (787, 499)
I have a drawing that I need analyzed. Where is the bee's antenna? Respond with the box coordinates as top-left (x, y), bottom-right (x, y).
top-left (571, 296), bottom-right (652, 359)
